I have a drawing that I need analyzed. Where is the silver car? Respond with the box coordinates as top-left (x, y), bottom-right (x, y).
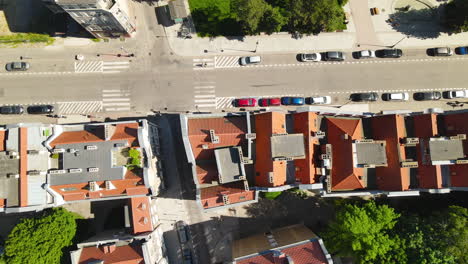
top-left (239, 56), bottom-right (261, 66)
top-left (6, 62), bottom-right (30, 71)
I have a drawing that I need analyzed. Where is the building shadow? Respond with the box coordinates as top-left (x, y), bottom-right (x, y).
top-left (387, 5), bottom-right (448, 39)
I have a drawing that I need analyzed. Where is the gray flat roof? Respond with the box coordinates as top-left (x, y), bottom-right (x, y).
top-left (50, 140), bottom-right (128, 185)
top-left (271, 134), bottom-right (305, 159)
top-left (429, 139), bottom-right (465, 161)
top-left (355, 142), bottom-right (387, 166)
top-left (214, 147), bottom-right (246, 184)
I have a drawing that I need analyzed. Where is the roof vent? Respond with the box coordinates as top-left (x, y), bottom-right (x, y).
top-left (209, 129), bottom-right (220, 144)
top-left (202, 144), bottom-right (209, 149)
top-left (69, 168), bottom-right (82, 173)
top-left (403, 137), bottom-right (419, 146)
top-left (450, 134), bottom-right (467, 140)
top-left (85, 145), bottom-right (98, 150)
top-left (222, 194), bottom-right (230, 205)
top-left (245, 133), bottom-right (256, 140)
top-left (456, 159), bottom-right (468, 164)
top-left (49, 169), bottom-right (66, 174)
top-left (268, 172), bottom-right (274, 183)
top-left (89, 181), bottom-right (101, 192)
top-left (27, 170), bottom-right (41, 176)
top-left (315, 131), bottom-right (326, 138)
top-left (401, 161), bottom-right (418, 168)
top-left (7, 173), bottom-right (19, 179)
top-left (88, 167), bottom-right (99, 172)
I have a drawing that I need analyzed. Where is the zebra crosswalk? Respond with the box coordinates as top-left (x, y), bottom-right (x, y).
top-left (214, 56), bottom-right (241, 68)
top-left (102, 89), bottom-right (131, 112)
top-left (194, 83), bottom-right (216, 109)
top-left (74, 61), bottom-right (131, 73)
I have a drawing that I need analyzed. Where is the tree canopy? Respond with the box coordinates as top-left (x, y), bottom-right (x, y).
top-left (5, 207), bottom-right (77, 264)
top-left (322, 202), bottom-right (468, 264)
top-left (445, 0), bottom-right (468, 33)
top-left (322, 201), bottom-right (400, 263)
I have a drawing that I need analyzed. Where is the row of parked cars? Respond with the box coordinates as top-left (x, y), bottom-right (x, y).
top-left (0, 105), bottom-right (54, 115)
top-left (239, 45), bottom-right (468, 65)
top-left (235, 89), bottom-right (468, 107)
top-left (235, 96), bottom-right (331, 107)
top-left (350, 89), bottom-right (468, 102)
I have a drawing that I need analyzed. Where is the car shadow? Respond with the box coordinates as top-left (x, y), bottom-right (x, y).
top-left (351, 52), bottom-right (361, 59)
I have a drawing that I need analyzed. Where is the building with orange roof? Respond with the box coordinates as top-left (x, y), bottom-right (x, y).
top-left (0, 120), bottom-right (162, 214)
top-left (232, 224), bottom-right (332, 264)
top-left (181, 109), bottom-right (468, 210)
top-left (70, 196), bottom-right (167, 264)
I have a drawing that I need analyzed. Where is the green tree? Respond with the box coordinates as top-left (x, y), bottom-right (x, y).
top-left (260, 6), bottom-right (287, 34)
top-left (232, 0), bottom-right (270, 34)
top-left (322, 201), bottom-right (400, 263)
top-left (445, 0), bottom-right (468, 33)
top-left (4, 207), bottom-right (77, 264)
top-left (288, 0), bottom-right (346, 34)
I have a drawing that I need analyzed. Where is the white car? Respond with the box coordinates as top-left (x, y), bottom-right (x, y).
top-left (239, 56), bottom-right (261, 66)
top-left (382, 92), bottom-right (409, 101)
top-left (306, 96), bottom-right (331, 105)
top-left (443, 90), bottom-right (468, 99)
top-left (357, 50), bottom-right (375, 59)
top-left (299, 53), bottom-right (321, 62)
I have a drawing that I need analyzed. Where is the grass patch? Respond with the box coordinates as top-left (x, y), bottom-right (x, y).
top-left (0, 33), bottom-right (54, 45)
top-left (189, 0), bottom-right (242, 36)
top-left (91, 38), bottom-right (101, 42)
top-left (263, 191), bottom-right (282, 200)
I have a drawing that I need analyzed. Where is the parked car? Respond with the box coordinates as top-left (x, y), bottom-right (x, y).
top-left (27, 105), bottom-right (54, 114)
top-left (382, 92), bottom-right (409, 101)
top-left (281, 97), bottom-right (305, 105)
top-left (6, 62), bottom-right (30, 71)
top-left (455, 46), bottom-right (468, 55)
top-left (183, 249), bottom-right (194, 264)
top-left (306, 96), bottom-right (331, 105)
top-left (375, 49), bottom-right (403, 58)
top-left (413, 91), bottom-right (441, 101)
top-left (176, 221), bottom-right (189, 244)
top-left (235, 98), bottom-right (256, 107)
top-left (433, 47), bottom-right (453, 56)
top-left (323, 51), bottom-right (345, 61)
top-left (0, 105), bottom-right (24, 115)
top-left (299, 53), bottom-right (321, 62)
top-left (443, 90), bottom-right (468, 99)
top-left (349, 92), bottom-right (378, 102)
top-left (356, 50), bottom-right (375, 59)
top-left (239, 56), bottom-right (261, 66)
top-left (259, 98), bottom-right (281, 107)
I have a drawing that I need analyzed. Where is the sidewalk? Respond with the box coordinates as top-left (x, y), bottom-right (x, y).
top-left (163, 0), bottom-right (468, 57)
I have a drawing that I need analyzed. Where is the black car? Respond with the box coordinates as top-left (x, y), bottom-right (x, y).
top-left (27, 105), bottom-right (54, 114)
top-left (0, 105), bottom-right (24, 115)
top-left (375, 49), bottom-right (403, 58)
top-left (413, 91), bottom-right (442, 101)
top-left (323, 51), bottom-right (345, 61)
top-left (350, 92), bottom-right (378, 102)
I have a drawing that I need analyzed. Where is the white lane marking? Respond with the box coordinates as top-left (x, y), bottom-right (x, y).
top-left (102, 98), bottom-right (130, 102)
top-left (194, 94), bottom-right (216, 98)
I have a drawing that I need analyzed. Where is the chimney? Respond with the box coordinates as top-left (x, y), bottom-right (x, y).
top-left (272, 250), bottom-right (286, 264)
top-left (100, 244), bottom-right (116, 254)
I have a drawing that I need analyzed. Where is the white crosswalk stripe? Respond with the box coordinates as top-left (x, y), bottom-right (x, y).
top-left (193, 58), bottom-right (214, 71)
top-left (57, 101), bottom-right (103, 114)
top-left (214, 56), bottom-right (241, 68)
top-left (103, 61), bottom-right (130, 73)
top-left (216, 97), bottom-right (236, 109)
top-left (102, 89), bottom-right (131, 112)
top-left (74, 61), bottom-right (131, 73)
top-left (193, 83), bottom-right (216, 108)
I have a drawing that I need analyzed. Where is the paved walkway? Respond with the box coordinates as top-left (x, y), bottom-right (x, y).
top-left (349, 0), bottom-right (382, 49)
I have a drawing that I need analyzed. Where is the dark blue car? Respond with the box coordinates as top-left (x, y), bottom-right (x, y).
top-left (281, 97), bottom-right (305, 105)
top-left (456, 46), bottom-right (467, 55)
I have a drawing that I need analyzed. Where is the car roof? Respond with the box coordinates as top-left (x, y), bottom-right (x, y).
top-left (436, 47), bottom-right (449, 53)
top-left (248, 56), bottom-right (261, 62)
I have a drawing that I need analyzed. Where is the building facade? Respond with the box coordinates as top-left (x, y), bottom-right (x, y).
top-left (43, 0), bottom-right (136, 38)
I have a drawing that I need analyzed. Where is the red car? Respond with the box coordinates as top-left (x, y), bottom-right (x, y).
top-left (259, 98), bottom-right (281, 107)
top-left (235, 98), bottom-right (257, 107)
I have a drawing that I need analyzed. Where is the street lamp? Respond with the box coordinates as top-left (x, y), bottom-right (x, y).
top-left (253, 41), bottom-right (259, 53)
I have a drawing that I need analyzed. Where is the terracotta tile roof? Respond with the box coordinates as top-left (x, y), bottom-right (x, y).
top-left (78, 244), bottom-right (144, 264)
top-left (236, 240), bottom-right (328, 264)
top-left (371, 115), bottom-right (410, 191)
top-left (50, 123), bottom-right (139, 148)
top-left (0, 198), bottom-right (5, 208)
top-left (326, 117), bottom-right (365, 190)
top-left (52, 170), bottom-right (148, 201)
top-left (0, 130), bottom-right (5, 151)
top-left (19, 127), bottom-right (28, 207)
top-left (200, 181), bottom-right (255, 209)
top-left (130, 197), bottom-right (153, 234)
top-left (196, 162), bottom-right (219, 184)
top-left (255, 112), bottom-right (287, 187)
top-left (293, 112), bottom-right (320, 184)
top-left (413, 114), bottom-right (443, 189)
top-left (443, 112), bottom-right (468, 187)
